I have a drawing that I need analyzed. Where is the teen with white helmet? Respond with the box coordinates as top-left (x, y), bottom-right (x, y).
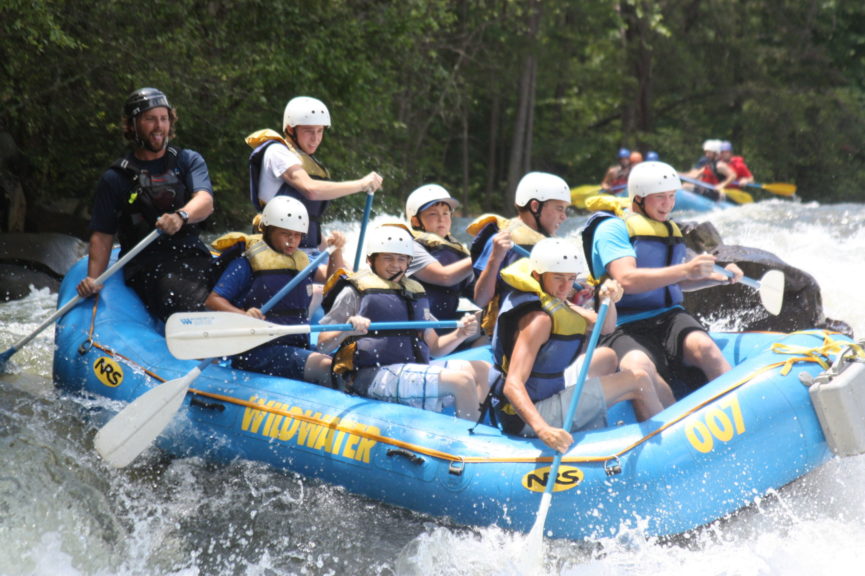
top-left (317, 223), bottom-right (490, 421)
top-left (404, 184), bottom-right (476, 328)
top-left (205, 196), bottom-right (346, 387)
top-left (245, 95), bottom-right (383, 252)
top-left (468, 171), bottom-right (571, 337)
top-left (485, 236), bottom-right (665, 453)
top-left (583, 160), bottom-right (744, 406)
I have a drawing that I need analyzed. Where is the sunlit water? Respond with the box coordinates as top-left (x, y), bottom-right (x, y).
top-left (2, 199), bottom-right (864, 575)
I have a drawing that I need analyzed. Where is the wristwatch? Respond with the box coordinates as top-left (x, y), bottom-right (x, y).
top-left (175, 210), bottom-right (189, 224)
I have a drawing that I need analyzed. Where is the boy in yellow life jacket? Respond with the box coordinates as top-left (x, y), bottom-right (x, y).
top-left (404, 184), bottom-right (483, 348)
top-left (317, 224), bottom-right (490, 421)
top-left (205, 197), bottom-right (346, 387)
top-left (583, 161), bottom-right (743, 399)
top-left (246, 96), bottom-right (384, 252)
top-left (468, 171), bottom-right (570, 335)
top-left (489, 237), bottom-right (668, 454)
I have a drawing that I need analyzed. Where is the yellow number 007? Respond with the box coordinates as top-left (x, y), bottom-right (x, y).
top-left (685, 395), bottom-right (745, 453)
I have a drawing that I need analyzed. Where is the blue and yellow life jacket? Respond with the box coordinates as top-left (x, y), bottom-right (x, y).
top-left (410, 229), bottom-right (472, 321)
top-left (489, 258), bottom-right (588, 434)
top-left (246, 129), bottom-right (330, 249)
top-left (322, 269), bottom-right (431, 376)
top-left (211, 232), bottom-right (312, 348)
top-left (581, 210), bottom-right (685, 315)
top-left (466, 214), bottom-right (546, 335)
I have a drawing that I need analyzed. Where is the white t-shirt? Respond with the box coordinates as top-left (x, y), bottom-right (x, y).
top-left (258, 142), bottom-right (302, 204)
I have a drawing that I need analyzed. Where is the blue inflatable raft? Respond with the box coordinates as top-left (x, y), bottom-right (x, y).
top-left (53, 253), bottom-right (865, 541)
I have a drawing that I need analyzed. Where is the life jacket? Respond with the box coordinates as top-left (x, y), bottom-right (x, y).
top-left (727, 156), bottom-right (753, 185)
top-left (246, 129), bottom-right (331, 249)
top-left (581, 211), bottom-right (685, 316)
top-left (211, 232), bottom-right (312, 348)
top-left (323, 269), bottom-right (430, 381)
top-left (112, 146), bottom-right (197, 254)
top-left (466, 214), bottom-right (545, 335)
top-left (488, 258), bottom-right (588, 434)
top-left (410, 229), bottom-right (472, 320)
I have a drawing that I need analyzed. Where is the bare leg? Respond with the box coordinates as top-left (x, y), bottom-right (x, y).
top-left (303, 352), bottom-right (333, 387)
top-left (437, 368), bottom-right (481, 421)
top-left (682, 330), bottom-right (731, 381)
top-left (600, 368), bottom-right (663, 421)
top-left (619, 348), bottom-right (675, 407)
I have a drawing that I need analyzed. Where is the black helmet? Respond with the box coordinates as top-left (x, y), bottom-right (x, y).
top-left (123, 87), bottom-right (171, 118)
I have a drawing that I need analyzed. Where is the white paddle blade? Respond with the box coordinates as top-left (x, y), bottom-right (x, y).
top-left (165, 312), bottom-right (310, 359)
top-left (759, 270), bottom-right (785, 316)
top-left (94, 369), bottom-right (199, 467)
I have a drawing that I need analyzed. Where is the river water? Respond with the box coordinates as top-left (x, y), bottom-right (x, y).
top-left (2, 199), bottom-right (864, 575)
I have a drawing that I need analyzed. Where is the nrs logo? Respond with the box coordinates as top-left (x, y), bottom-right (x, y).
top-left (522, 465), bottom-right (584, 493)
top-left (93, 356), bottom-right (124, 388)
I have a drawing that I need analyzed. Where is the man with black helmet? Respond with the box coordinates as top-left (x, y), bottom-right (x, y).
top-left (77, 87), bottom-right (215, 321)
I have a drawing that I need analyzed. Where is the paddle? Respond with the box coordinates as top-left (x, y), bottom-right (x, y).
top-left (0, 229), bottom-right (161, 371)
top-left (93, 245), bottom-right (334, 468)
top-left (678, 175), bottom-right (753, 205)
top-left (166, 312), bottom-right (459, 359)
top-left (741, 181), bottom-right (797, 197)
top-left (527, 297), bottom-right (610, 548)
top-left (353, 190), bottom-right (375, 271)
top-left (714, 265), bottom-right (785, 315)
top-left (570, 183), bottom-right (625, 209)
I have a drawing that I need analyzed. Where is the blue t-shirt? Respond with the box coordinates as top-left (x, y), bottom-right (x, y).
top-left (89, 148), bottom-right (213, 234)
top-left (212, 257), bottom-right (254, 305)
top-left (591, 216), bottom-right (679, 325)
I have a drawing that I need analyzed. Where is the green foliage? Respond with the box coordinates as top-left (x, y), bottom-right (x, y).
top-left (2, 0), bottom-right (865, 236)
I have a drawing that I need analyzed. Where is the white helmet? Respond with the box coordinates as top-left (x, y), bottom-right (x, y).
top-left (366, 224), bottom-right (414, 258)
top-left (405, 184), bottom-right (459, 221)
top-left (283, 96), bottom-right (331, 131)
top-left (628, 161), bottom-right (682, 201)
top-left (702, 139), bottom-right (722, 154)
top-left (530, 238), bottom-right (583, 275)
top-left (514, 172), bottom-right (570, 207)
top-left (260, 196), bottom-right (309, 234)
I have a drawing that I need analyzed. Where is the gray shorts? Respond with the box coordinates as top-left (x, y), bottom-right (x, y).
top-left (366, 363), bottom-right (448, 412)
top-left (519, 359), bottom-right (607, 436)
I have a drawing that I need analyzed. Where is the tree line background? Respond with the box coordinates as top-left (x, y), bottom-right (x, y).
top-left (2, 0), bottom-right (864, 237)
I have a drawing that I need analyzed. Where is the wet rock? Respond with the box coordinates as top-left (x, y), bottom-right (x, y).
top-left (0, 233), bottom-right (87, 301)
top-left (680, 221), bottom-right (852, 336)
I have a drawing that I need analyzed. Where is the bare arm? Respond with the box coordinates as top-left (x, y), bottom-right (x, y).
top-left (76, 231), bottom-right (115, 297)
top-left (473, 230), bottom-right (512, 307)
top-left (426, 313), bottom-right (477, 357)
top-left (502, 311), bottom-right (574, 452)
top-left (607, 254), bottom-right (735, 293)
top-left (284, 166), bottom-right (382, 202)
top-left (412, 256), bottom-right (474, 286)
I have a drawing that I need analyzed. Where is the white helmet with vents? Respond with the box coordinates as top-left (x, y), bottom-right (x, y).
top-left (283, 96), bottom-right (331, 131)
top-left (260, 196), bottom-right (309, 234)
top-left (628, 161), bottom-right (682, 201)
top-left (366, 224), bottom-right (414, 258)
top-left (530, 238), bottom-right (583, 275)
top-left (514, 172), bottom-right (570, 207)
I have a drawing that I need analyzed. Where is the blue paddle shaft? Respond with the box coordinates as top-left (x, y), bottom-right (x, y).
top-left (353, 192), bottom-right (375, 272)
top-left (260, 248), bottom-right (331, 315)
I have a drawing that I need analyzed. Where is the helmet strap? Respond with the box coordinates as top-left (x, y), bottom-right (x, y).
top-left (531, 200), bottom-right (551, 237)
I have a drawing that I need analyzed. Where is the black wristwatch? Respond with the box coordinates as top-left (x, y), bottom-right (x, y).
top-left (175, 210), bottom-right (189, 224)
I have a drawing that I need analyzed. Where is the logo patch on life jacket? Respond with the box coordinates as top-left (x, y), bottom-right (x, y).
top-left (93, 356), bottom-right (124, 388)
top-left (522, 465), bottom-right (584, 493)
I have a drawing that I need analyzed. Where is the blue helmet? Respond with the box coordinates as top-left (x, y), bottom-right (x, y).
top-left (617, 147), bottom-right (631, 159)
top-left (646, 150), bottom-right (659, 161)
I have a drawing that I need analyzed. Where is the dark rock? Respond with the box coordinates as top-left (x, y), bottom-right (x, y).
top-left (679, 221), bottom-right (852, 337)
top-left (0, 233), bottom-right (87, 301)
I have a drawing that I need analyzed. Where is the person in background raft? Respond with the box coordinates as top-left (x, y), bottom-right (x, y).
top-left (486, 238), bottom-right (667, 453)
top-left (467, 171), bottom-right (570, 336)
top-left (317, 224), bottom-right (489, 421)
top-left (245, 96), bottom-right (383, 253)
top-left (719, 141), bottom-right (755, 188)
top-left (685, 139), bottom-right (735, 201)
top-left (600, 147), bottom-right (631, 192)
top-left (76, 87), bottom-right (214, 321)
top-left (205, 197), bottom-right (346, 387)
top-left (583, 161), bottom-right (744, 399)
top-left (404, 184), bottom-right (477, 336)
